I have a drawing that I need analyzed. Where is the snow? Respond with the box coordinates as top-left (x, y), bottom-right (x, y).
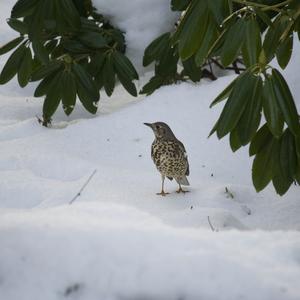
top-left (0, 1), bottom-right (300, 300)
top-left (93, 0), bottom-right (179, 72)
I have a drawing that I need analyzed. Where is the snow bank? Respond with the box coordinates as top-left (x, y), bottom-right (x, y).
top-left (93, 0), bottom-right (179, 72)
top-left (1, 202), bottom-right (300, 300)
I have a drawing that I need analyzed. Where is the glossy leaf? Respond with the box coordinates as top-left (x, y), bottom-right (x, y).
top-left (143, 33), bottom-right (170, 66)
top-left (236, 76), bottom-right (263, 145)
top-left (0, 44), bottom-right (25, 84)
top-left (78, 32), bottom-right (107, 49)
top-left (113, 51), bottom-right (138, 80)
top-left (276, 35), bottom-right (293, 69)
top-left (182, 55), bottom-right (202, 82)
top-left (102, 56), bottom-right (115, 97)
top-left (249, 124), bottom-right (272, 156)
top-left (272, 69), bottom-right (300, 136)
top-left (215, 72), bottom-right (255, 138)
top-left (7, 18), bottom-right (28, 34)
top-left (17, 46), bottom-right (32, 87)
top-left (31, 61), bottom-right (62, 81)
top-left (252, 138), bottom-right (277, 192)
top-left (34, 71), bottom-right (60, 97)
top-left (242, 18), bottom-right (261, 68)
top-left (11, 0), bottom-right (39, 18)
top-left (262, 76), bottom-right (284, 138)
top-left (76, 81), bottom-right (97, 114)
top-left (220, 18), bottom-right (246, 67)
top-left (61, 71), bottom-right (77, 116)
top-left (0, 36), bottom-right (24, 55)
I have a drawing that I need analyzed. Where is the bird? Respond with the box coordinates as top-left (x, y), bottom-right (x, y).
top-left (144, 122), bottom-right (190, 196)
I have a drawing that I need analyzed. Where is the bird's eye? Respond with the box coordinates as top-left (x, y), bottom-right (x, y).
top-left (156, 125), bottom-right (160, 130)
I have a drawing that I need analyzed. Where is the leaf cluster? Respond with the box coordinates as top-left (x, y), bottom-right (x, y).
top-left (0, 0), bottom-right (139, 125)
top-left (143, 0), bottom-right (300, 195)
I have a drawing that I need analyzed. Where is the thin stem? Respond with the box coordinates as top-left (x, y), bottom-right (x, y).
top-left (232, 0), bottom-right (292, 12)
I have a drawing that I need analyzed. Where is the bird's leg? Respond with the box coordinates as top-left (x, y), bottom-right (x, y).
top-left (176, 183), bottom-right (189, 194)
top-left (156, 175), bottom-right (169, 196)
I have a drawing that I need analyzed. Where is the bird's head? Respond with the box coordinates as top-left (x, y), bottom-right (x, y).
top-left (144, 122), bottom-right (176, 139)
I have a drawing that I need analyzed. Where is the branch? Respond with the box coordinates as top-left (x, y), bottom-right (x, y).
top-left (232, 0), bottom-right (292, 12)
top-left (207, 216), bottom-right (219, 232)
top-left (69, 169), bottom-right (97, 204)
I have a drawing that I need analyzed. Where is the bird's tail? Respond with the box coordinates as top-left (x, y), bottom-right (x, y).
top-left (176, 176), bottom-right (190, 186)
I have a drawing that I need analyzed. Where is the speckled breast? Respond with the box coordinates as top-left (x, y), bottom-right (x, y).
top-left (151, 140), bottom-right (187, 178)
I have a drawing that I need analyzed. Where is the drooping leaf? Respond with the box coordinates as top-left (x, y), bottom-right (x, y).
top-left (249, 124), bottom-right (273, 156)
top-left (182, 55), bottom-right (202, 82)
top-left (262, 75), bottom-right (284, 137)
top-left (230, 128), bottom-right (242, 152)
top-left (0, 36), bottom-right (24, 55)
top-left (61, 71), bottom-right (77, 116)
top-left (32, 40), bottom-right (49, 64)
top-left (72, 63), bottom-right (99, 101)
top-left (102, 55), bottom-right (115, 97)
top-left (78, 32), bottom-right (107, 49)
top-left (143, 33), bottom-right (171, 66)
top-left (113, 51), bottom-right (138, 80)
top-left (252, 138), bottom-right (277, 192)
top-left (0, 43), bottom-right (25, 84)
top-left (242, 18), bottom-right (261, 68)
top-left (42, 72), bottom-right (63, 120)
top-left (171, 0), bottom-right (191, 11)
top-left (76, 81), bottom-right (98, 114)
top-left (236, 76), bottom-right (263, 145)
top-left (271, 69), bottom-right (300, 136)
top-left (140, 76), bottom-right (164, 95)
top-left (11, 0), bottom-right (40, 18)
top-left (34, 70), bottom-right (60, 97)
top-left (215, 71), bottom-right (255, 138)
top-left (7, 18), bottom-right (28, 34)
top-left (220, 18), bottom-right (247, 67)
top-left (276, 34), bottom-right (293, 69)
top-left (31, 61), bottom-right (62, 81)
top-left (17, 46), bottom-right (32, 87)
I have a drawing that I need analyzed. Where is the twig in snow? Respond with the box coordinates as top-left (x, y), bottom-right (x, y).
top-left (207, 216), bottom-right (219, 232)
top-left (69, 169), bottom-right (97, 205)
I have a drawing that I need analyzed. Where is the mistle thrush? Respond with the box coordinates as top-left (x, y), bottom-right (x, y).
top-left (144, 122), bottom-right (190, 196)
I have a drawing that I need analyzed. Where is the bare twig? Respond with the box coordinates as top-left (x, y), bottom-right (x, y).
top-left (69, 169), bottom-right (97, 204)
top-left (207, 216), bottom-right (218, 232)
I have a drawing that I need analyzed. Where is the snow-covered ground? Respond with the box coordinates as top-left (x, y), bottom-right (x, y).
top-left (0, 1), bottom-right (300, 300)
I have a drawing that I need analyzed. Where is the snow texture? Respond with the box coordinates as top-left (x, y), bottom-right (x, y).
top-left (0, 1), bottom-right (300, 300)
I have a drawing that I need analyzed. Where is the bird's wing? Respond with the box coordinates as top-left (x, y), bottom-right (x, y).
top-left (176, 139), bottom-right (190, 176)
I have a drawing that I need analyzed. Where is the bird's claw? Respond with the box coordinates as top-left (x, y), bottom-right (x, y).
top-left (156, 191), bottom-right (169, 196)
top-left (176, 188), bottom-right (189, 194)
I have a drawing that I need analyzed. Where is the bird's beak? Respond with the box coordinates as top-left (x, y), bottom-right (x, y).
top-left (143, 122), bottom-right (153, 128)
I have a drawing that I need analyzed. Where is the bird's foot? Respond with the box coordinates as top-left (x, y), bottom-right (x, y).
top-left (156, 191), bottom-right (169, 196)
top-left (176, 187), bottom-right (189, 194)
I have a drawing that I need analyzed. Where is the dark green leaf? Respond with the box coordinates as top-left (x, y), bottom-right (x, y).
top-left (78, 32), bottom-right (107, 48)
top-left (76, 81), bottom-right (98, 114)
top-left (221, 18), bottom-right (247, 67)
top-left (116, 72), bottom-right (137, 97)
top-left (182, 55), bottom-right (202, 82)
top-left (143, 33), bottom-right (170, 66)
top-left (249, 124), bottom-right (272, 156)
top-left (207, 0), bottom-right (230, 25)
top-left (32, 40), bottom-right (49, 64)
top-left (31, 61), bottom-right (62, 81)
top-left (42, 72), bottom-right (63, 120)
top-left (34, 70), bottom-right (60, 97)
top-left (171, 0), bottom-right (191, 11)
top-left (113, 51), bottom-right (138, 80)
top-left (72, 63), bottom-right (99, 101)
top-left (276, 35), bottom-right (293, 69)
top-left (17, 46), bottom-right (32, 87)
top-left (230, 128), bottom-right (242, 152)
top-left (272, 69), bottom-right (300, 136)
top-left (0, 36), bottom-right (24, 55)
top-left (11, 0), bottom-right (40, 18)
top-left (242, 18), bottom-right (261, 68)
top-left (262, 75), bottom-right (284, 137)
top-left (236, 76), bottom-right (263, 145)
top-left (195, 17), bottom-right (218, 66)
top-left (216, 72), bottom-right (255, 138)
top-left (61, 71), bottom-right (77, 116)
top-left (102, 56), bottom-right (115, 97)
top-left (177, 0), bottom-right (209, 60)
top-left (62, 39), bottom-right (88, 53)
top-left (89, 53), bottom-right (105, 76)
top-left (140, 76), bottom-right (164, 95)
top-left (0, 44), bottom-right (25, 84)
top-left (210, 74), bottom-right (243, 108)
top-left (7, 18), bottom-right (28, 34)
top-left (252, 138), bottom-right (277, 192)
top-left (254, 8), bottom-right (273, 29)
